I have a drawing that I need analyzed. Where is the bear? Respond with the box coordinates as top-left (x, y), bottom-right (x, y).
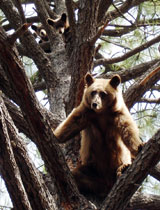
top-left (47, 13), bottom-right (71, 44)
top-left (47, 13), bottom-right (69, 34)
top-left (54, 73), bottom-right (142, 196)
top-left (31, 24), bottom-right (49, 43)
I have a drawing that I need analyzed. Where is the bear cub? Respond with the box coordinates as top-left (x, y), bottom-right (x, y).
top-left (54, 73), bottom-right (142, 196)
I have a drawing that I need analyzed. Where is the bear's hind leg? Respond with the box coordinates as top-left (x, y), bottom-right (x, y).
top-left (72, 164), bottom-right (110, 197)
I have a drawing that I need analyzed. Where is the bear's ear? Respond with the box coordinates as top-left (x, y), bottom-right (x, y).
top-left (47, 18), bottom-right (55, 26)
top-left (61, 13), bottom-right (67, 22)
top-left (110, 74), bottom-right (121, 89)
top-left (85, 73), bottom-right (94, 86)
top-left (31, 25), bottom-right (38, 32)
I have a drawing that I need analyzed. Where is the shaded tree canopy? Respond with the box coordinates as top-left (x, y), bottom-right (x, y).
top-left (0, 0), bottom-right (160, 209)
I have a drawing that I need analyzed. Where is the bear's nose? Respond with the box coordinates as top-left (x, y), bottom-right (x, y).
top-left (92, 103), bottom-right (97, 108)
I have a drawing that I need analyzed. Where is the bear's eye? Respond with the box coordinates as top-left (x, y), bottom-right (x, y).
top-left (91, 91), bottom-right (97, 97)
top-left (99, 91), bottom-right (107, 99)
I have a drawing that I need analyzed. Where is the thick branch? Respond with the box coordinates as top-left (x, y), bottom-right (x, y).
top-left (150, 163), bottom-right (160, 182)
top-left (8, 23), bottom-right (32, 45)
top-left (0, 96), bottom-right (32, 210)
top-left (97, 59), bottom-right (160, 82)
top-left (124, 61), bottom-right (160, 109)
top-left (0, 26), bottom-right (92, 209)
top-left (128, 192), bottom-right (160, 210)
top-left (101, 128), bottom-right (160, 210)
top-left (0, 0), bottom-right (56, 87)
top-left (138, 97), bottom-right (160, 104)
top-left (97, 0), bottom-right (113, 23)
top-left (14, 0), bottom-right (26, 23)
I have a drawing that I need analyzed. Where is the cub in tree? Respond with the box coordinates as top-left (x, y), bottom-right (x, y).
top-left (47, 13), bottom-right (69, 34)
top-left (31, 25), bottom-right (49, 43)
top-left (54, 73), bottom-right (142, 196)
top-left (47, 13), bottom-right (71, 44)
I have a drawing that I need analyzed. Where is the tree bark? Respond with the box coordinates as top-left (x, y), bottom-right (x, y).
top-left (0, 96), bottom-right (32, 210)
top-left (0, 27), bottom-right (92, 209)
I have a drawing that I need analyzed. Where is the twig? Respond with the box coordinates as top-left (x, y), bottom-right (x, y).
top-left (95, 34), bottom-right (160, 65)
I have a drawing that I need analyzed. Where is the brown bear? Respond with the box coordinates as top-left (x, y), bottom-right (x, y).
top-left (54, 73), bottom-right (142, 196)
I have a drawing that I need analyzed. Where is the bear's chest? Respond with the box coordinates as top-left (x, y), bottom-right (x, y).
top-left (90, 113), bottom-right (118, 138)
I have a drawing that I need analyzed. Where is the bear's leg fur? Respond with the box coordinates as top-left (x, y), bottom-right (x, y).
top-left (72, 163), bottom-right (115, 197)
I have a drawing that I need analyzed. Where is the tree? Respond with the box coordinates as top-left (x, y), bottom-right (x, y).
top-left (0, 0), bottom-right (160, 209)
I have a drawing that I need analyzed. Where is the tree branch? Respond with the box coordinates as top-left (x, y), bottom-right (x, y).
top-left (97, 0), bottom-right (113, 23)
top-left (105, 0), bottom-right (148, 23)
top-left (96, 59), bottom-right (160, 82)
top-left (3, 16), bottom-right (39, 32)
top-left (127, 192), bottom-right (160, 210)
top-left (150, 163), bottom-right (160, 182)
top-left (138, 97), bottom-right (160, 104)
top-left (8, 23), bottom-right (32, 45)
top-left (0, 26), bottom-right (93, 209)
top-left (124, 61), bottom-right (160, 109)
top-left (103, 18), bottom-right (160, 37)
top-left (13, 0), bottom-right (26, 23)
top-left (0, 95), bottom-right (54, 210)
top-left (94, 34), bottom-right (160, 65)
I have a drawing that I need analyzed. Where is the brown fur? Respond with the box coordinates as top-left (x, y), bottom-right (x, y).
top-left (54, 73), bottom-right (142, 196)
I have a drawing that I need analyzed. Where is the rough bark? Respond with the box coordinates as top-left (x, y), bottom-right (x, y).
top-left (0, 96), bottom-right (32, 210)
top-left (0, 27), bottom-right (92, 209)
top-left (0, 95), bottom-right (54, 210)
top-left (127, 192), bottom-right (160, 210)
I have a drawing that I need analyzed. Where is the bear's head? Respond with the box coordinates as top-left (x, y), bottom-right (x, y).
top-left (83, 73), bottom-right (123, 113)
top-left (47, 13), bottom-right (69, 34)
top-left (31, 25), bottom-right (48, 43)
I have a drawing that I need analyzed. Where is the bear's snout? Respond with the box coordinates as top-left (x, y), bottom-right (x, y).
top-left (92, 102), bottom-right (97, 109)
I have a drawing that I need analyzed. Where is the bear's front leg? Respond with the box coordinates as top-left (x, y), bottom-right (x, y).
top-left (118, 115), bottom-right (143, 157)
top-left (117, 164), bottom-right (130, 177)
top-left (54, 105), bottom-right (88, 143)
